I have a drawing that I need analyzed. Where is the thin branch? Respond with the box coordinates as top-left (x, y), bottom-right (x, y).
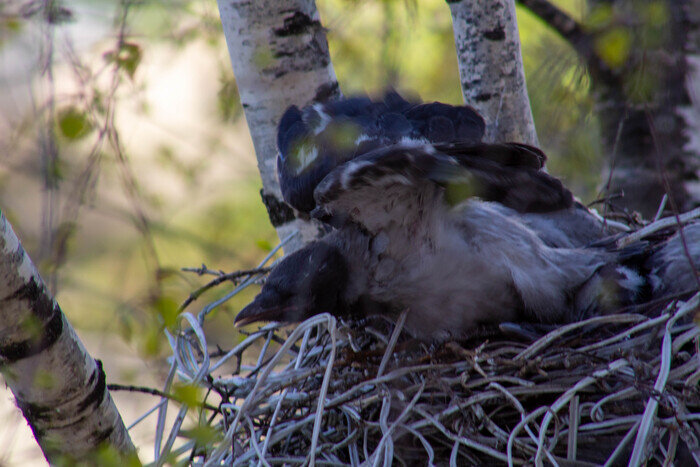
top-left (179, 267), bottom-right (272, 312)
top-left (107, 384), bottom-right (219, 412)
top-left (517, 0), bottom-right (619, 88)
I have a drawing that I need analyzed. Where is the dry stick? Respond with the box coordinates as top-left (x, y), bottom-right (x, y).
top-left (490, 382), bottom-right (542, 452)
top-left (590, 387), bottom-right (637, 423)
top-left (663, 429), bottom-right (679, 467)
top-left (508, 407), bottom-right (549, 467)
top-left (577, 312), bottom-right (671, 353)
top-left (376, 309), bottom-right (408, 378)
top-left (210, 322), bottom-right (283, 374)
top-left (412, 406), bottom-right (511, 464)
top-left (604, 420), bottom-right (642, 467)
top-left (402, 424), bottom-right (435, 464)
top-left (107, 384), bottom-right (218, 411)
top-left (372, 383), bottom-right (425, 465)
top-left (672, 326), bottom-right (700, 354)
top-left (575, 416), bottom-right (641, 433)
top-left (258, 328), bottom-right (312, 464)
top-left (246, 416), bottom-right (270, 467)
top-left (179, 267), bottom-right (271, 312)
top-left (616, 206), bottom-right (700, 248)
top-left (601, 112), bottom-right (627, 225)
top-left (534, 358), bottom-right (631, 465)
top-left (157, 314), bottom-right (213, 464)
top-left (653, 194), bottom-right (668, 222)
top-left (629, 293), bottom-right (700, 466)
top-left (567, 395), bottom-right (580, 461)
top-left (153, 362), bottom-right (177, 462)
top-left (205, 315), bottom-right (336, 465)
top-left (197, 233), bottom-right (294, 325)
top-left (516, 314), bottom-right (646, 360)
top-left (308, 318), bottom-right (338, 467)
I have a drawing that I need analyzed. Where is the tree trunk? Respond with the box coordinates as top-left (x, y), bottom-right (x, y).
top-left (679, 0), bottom-right (700, 205)
top-left (447, 0), bottom-right (539, 145)
top-left (519, 0), bottom-right (700, 218)
top-left (0, 210), bottom-right (136, 463)
top-left (594, 0), bottom-right (699, 218)
top-left (217, 0), bottom-right (341, 253)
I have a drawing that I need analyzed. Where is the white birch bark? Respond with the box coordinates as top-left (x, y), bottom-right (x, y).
top-left (448, 0), bottom-right (539, 146)
top-left (0, 211), bottom-right (135, 463)
top-left (217, 0), bottom-right (341, 253)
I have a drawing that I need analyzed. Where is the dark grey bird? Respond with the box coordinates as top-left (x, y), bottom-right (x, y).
top-left (235, 93), bottom-right (696, 340)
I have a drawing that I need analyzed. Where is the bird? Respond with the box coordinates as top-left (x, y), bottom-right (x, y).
top-left (276, 91), bottom-right (619, 247)
top-left (235, 92), bottom-right (696, 341)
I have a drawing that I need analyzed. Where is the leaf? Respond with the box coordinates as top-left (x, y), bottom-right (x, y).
top-left (57, 107), bottom-right (92, 140)
top-left (181, 424), bottom-right (222, 446)
top-left (217, 71), bottom-right (242, 122)
top-left (141, 325), bottom-right (163, 356)
top-left (153, 295), bottom-right (179, 329)
top-left (172, 382), bottom-right (202, 407)
top-left (595, 27), bottom-right (631, 69)
top-left (104, 42), bottom-right (142, 80)
top-left (256, 238), bottom-right (273, 252)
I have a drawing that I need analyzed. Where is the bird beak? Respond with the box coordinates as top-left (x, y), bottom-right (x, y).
top-left (234, 299), bottom-right (299, 327)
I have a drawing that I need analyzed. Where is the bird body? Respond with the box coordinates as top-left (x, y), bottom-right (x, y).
top-left (236, 93), bottom-right (694, 341)
top-left (355, 200), bottom-right (612, 339)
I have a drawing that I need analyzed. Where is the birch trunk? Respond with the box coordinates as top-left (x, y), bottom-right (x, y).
top-left (217, 0), bottom-right (340, 253)
top-left (448, 0), bottom-right (539, 145)
top-left (594, 0), bottom-right (699, 218)
top-left (0, 211), bottom-right (135, 463)
top-left (519, 0), bottom-right (700, 217)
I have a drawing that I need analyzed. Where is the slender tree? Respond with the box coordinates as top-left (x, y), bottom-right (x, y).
top-left (0, 211), bottom-right (136, 463)
top-left (217, 0), bottom-right (341, 253)
top-left (448, 0), bottom-right (540, 145)
top-left (519, 0), bottom-right (700, 217)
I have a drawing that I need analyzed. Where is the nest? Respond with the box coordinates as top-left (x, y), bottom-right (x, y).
top-left (148, 213), bottom-right (700, 466)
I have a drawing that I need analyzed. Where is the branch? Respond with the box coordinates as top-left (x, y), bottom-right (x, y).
top-left (517, 0), bottom-right (586, 48)
top-left (0, 210), bottom-right (136, 463)
top-left (516, 0), bottom-right (619, 89)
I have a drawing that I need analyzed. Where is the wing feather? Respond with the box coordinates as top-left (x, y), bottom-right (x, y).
top-left (313, 143), bottom-right (573, 234)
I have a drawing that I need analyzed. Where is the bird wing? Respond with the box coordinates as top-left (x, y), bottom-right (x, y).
top-left (311, 142), bottom-right (574, 235)
top-left (276, 93), bottom-right (485, 212)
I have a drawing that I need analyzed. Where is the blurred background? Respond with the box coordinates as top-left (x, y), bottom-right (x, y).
top-left (0, 0), bottom-right (600, 463)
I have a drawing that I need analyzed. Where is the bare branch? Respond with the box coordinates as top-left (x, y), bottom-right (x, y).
top-left (516, 0), bottom-right (619, 90)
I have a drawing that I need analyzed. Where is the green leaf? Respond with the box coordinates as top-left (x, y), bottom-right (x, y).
top-left (57, 107), bottom-right (92, 140)
top-left (181, 424), bottom-right (222, 446)
top-left (172, 382), bottom-right (202, 407)
top-left (154, 295), bottom-right (179, 329)
top-left (256, 238), bottom-right (273, 252)
top-left (586, 4), bottom-right (614, 31)
top-left (217, 71), bottom-right (242, 122)
top-left (104, 42), bottom-right (142, 80)
top-left (595, 27), bottom-right (631, 69)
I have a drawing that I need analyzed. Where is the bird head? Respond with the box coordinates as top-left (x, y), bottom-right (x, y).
top-left (235, 242), bottom-right (349, 327)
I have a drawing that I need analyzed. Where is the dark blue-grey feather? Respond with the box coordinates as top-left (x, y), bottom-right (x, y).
top-left (277, 92), bottom-right (485, 212)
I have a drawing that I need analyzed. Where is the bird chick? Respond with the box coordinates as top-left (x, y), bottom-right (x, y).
top-left (235, 93), bottom-right (685, 341)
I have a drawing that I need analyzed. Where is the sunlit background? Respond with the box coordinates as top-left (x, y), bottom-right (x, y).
top-left (0, 0), bottom-right (601, 463)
